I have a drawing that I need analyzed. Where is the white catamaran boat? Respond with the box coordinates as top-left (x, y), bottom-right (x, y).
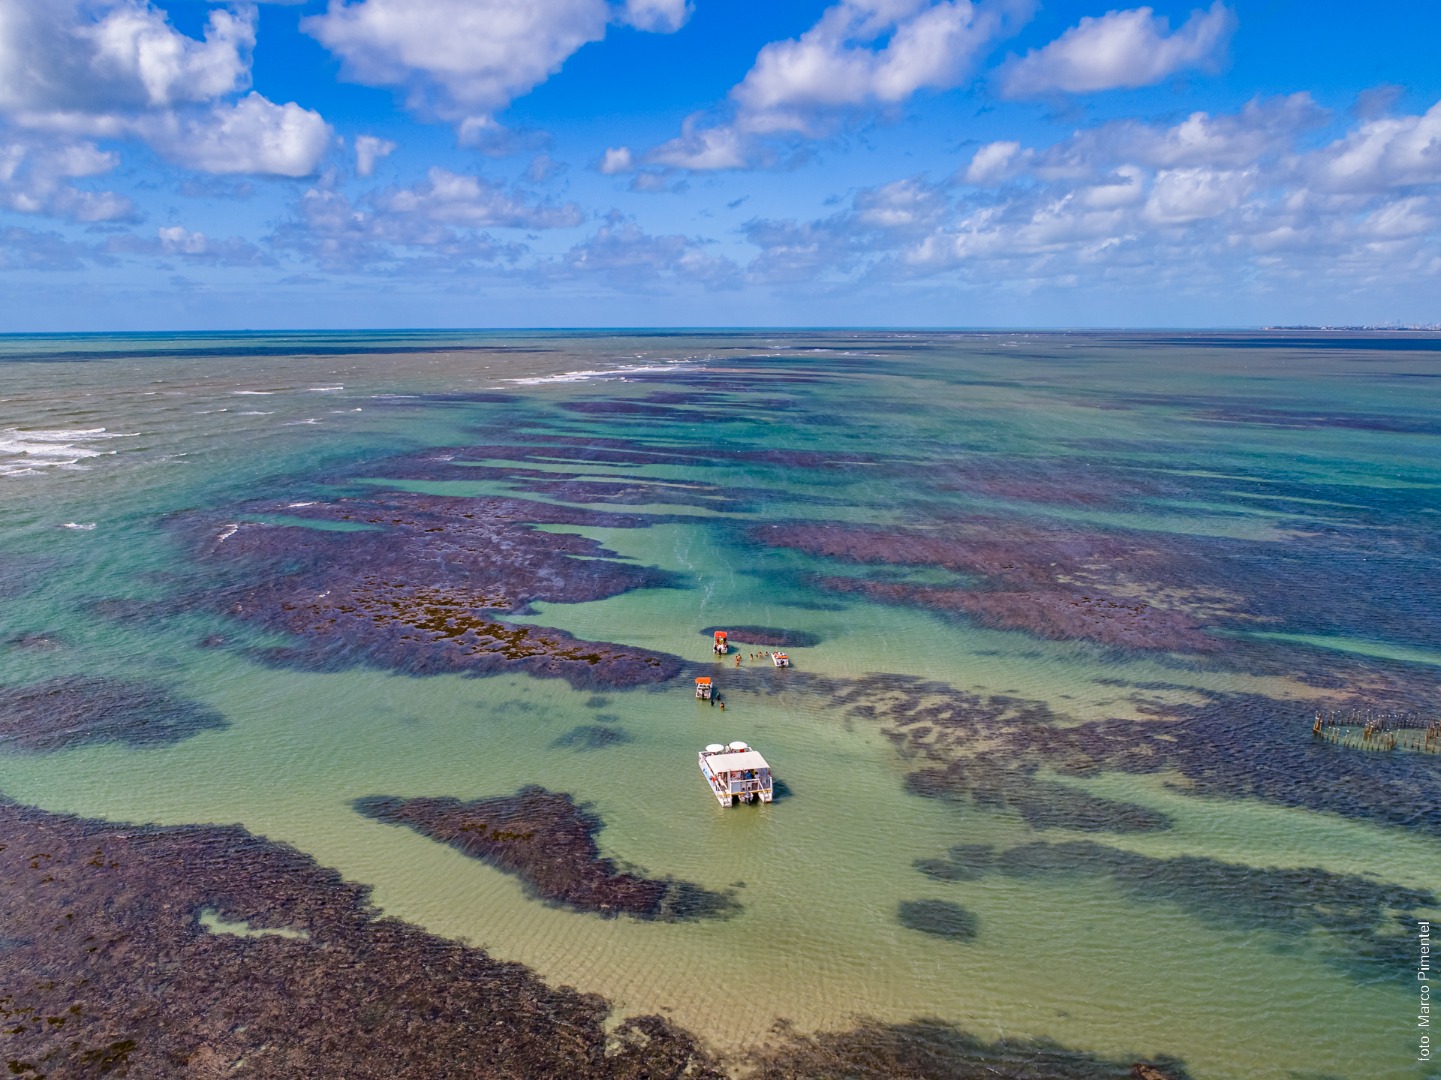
top-left (699, 741), bottom-right (773, 806)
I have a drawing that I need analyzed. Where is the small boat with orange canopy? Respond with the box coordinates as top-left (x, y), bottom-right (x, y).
top-left (695, 676), bottom-right (713, 700)
top-left (712, 630), bottom-right (729, 655)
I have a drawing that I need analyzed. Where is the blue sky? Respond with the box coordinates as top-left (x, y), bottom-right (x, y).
top-left (0, 0), bottom-right (1438, 330)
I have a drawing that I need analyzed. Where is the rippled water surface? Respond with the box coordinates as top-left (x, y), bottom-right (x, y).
top-left (2, 329), bottom-right (1439, 1079)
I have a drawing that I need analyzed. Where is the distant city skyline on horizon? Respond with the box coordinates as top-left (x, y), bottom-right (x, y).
top-left (0, 0), bottom-right (1438, 331)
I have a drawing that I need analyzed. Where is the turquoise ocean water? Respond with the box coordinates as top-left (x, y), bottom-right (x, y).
top-left (1, 330), bottom-right (1439, 1078)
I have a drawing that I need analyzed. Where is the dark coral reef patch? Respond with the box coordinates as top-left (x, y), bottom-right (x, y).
top-left (914, 839), bottom-right (1436, 980)
top-left (763, 520), bottom-right (1232, 653)
top-left (354, 787), bottom-right (739, 921)
top-left (0, 797), bottom-right (723, 1079)
top-left (896, 899), bottom-right (979, 941)
top-left (550, 723), bottom-right (632, 750)
top-left (746, 1017), bottom-right (1192, 1080)
top-left (817, 674), bottom-right (1172, 835)
top-left (698, 625), bottom-right (822, 647)
top-left (824, 671), bottom-right (1441, 838)
top-left (175, 492), bottom-right (685, 689)
top-left (0, 794), bottom-right (1197, 1078)
top-left (0, 676), bottom-right (228, 754)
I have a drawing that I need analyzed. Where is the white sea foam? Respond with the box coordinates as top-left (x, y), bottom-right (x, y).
top-left (307, 385), bottom-right (344, 392)
top-left (233, 390), bottom-right (276, 395)
top-left (216, 524), bottom-right (239, 543)
top-left (0, 427), bottom-right (137, 478)
top-left (505, 361), bottom-right (691, 386)
top-left (61, 522), bottom-right (97, 530)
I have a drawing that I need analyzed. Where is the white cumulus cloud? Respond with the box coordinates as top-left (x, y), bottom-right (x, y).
top-left (621, 0), bottom-right (690, 33)
top-left (380, 167), bottom-right (583, 229)
top-left (142, 94), bottom-right (332, 177)
top-left (354, 134), bottom-right (397, 177)
top-left (635, 0), bottom-right (1030, 171)
top-left (735, 0), bottom-right (1024, 120)
top-left (0, 0), bottom-right (254, 117)
top-left (0, 136), bottom-right (136, 222)
top-left (1000, 2), bottom-right (1235, 98)
top-left (646, 119), bottom-right (750, 171)
top-left (739, 92), bottom-right (1441, 304)
top-left (965, 140), bottom-right (1025, 183)
top-left (305, 0), bottom-right (689, 129)
top-left (0, 0), bottom-right (331, 177)
top-left (1308, 101), bottom-right (1441, 193)
top-left (598, 146), bottom-right (635, 174)
top-left (547, 220), bottom-right (741, 290)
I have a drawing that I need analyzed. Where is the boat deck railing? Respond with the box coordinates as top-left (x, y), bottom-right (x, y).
top-left (726, 776), bottom-right (770, 793)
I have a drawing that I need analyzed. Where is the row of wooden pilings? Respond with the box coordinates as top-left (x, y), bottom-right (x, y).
top-left (1312, 709), bottom-right (1441, 753)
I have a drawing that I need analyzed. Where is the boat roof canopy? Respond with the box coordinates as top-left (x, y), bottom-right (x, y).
top-left (714, 630), bottom-right (727, 637)
top-left (707, 750), bottom-right (769, 772)
top-left (695, 677), bottom-right (712, 685)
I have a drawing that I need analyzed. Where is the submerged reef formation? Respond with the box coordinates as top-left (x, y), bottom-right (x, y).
top-left (370, 416), bottom-right (884, 478)
top-left (354, 788), bottom-right (739, 921)
top-left (0, 797), bottom-right (723, 1079)
top-left (818, 674), bottom-right (1172, 834)
top-left (0, 797), bottom-right (1195, 1079)
top-left (698, 626), bottom-right (822, 648)
top-left (175, 492), bottom-right (684, 689)
top-left (895, 899), bottom-right (979, 941)
top-left (0, 676), bottom-right (228, 754)
top-left (550, 723), bottom-right (632, 751)
top-left (761, 519), bottom-right (1236, 653)
top-left (826, 672), bottom-right (1441, 838)
top-left (746, 1018), bottom-right (1190, 1080)
top-left (5, 632), bottom-right (67, 650)
top-left (913, 840), bottom-right (1437, 980)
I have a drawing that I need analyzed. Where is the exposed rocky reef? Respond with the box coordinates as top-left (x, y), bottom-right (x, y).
top-left (354, 788), bottom-right (739, 921)
top-left (0, 676), bottom-right (228, 754)
top-left (0, 797), bottom-right (723, 1079)
top-left (175, 492), bottom-right (685, 689)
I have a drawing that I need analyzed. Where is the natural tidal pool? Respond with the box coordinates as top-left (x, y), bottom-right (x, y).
top-left (1, 329), bottom-right (1439, 1078)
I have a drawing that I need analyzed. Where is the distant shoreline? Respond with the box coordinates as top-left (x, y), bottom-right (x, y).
top-left (1262, 325), bottom-right (1441, 332)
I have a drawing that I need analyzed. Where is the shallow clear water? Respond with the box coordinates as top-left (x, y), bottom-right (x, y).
top-left (2, 329), bottom-right (1439, 1078)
